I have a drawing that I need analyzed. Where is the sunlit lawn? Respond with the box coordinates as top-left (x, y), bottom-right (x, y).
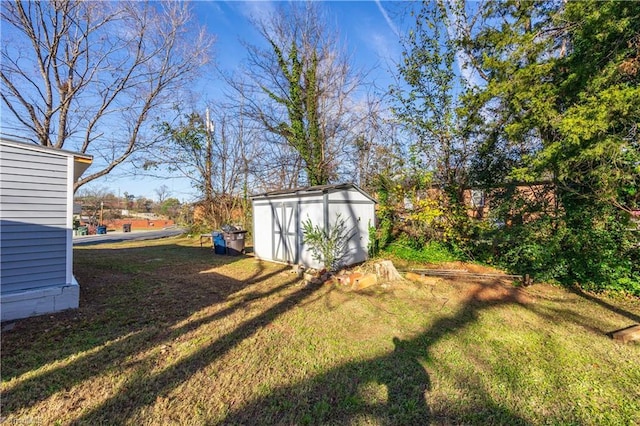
top-left (1, 236), bottom-right (639, 425)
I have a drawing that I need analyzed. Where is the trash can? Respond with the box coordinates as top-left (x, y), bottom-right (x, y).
top-left (223, 230), bottom-right (247, 256)
top-left (213, 231), bottom-right (226, 255)
top-left (123, 223), bottom-right (132, 233)
top-left (77, 226), bottom-right (88, 236)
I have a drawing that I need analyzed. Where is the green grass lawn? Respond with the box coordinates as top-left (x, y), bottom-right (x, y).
top-left (2, 236), bottom-right (639, 425)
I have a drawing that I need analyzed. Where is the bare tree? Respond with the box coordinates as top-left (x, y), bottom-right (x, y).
top-left (1, 0), bottom-right (213, 190)
top-left (74, 185), bottom-right (114, 225)
top-left (154, 185), bottom-right (171, 204)
top-left (234, 2), bottom-right (364, 187)
top-left (342, 94), bottom-right (405, 191)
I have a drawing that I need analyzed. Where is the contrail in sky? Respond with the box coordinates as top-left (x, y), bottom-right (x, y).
top-left (375, 0), bottom-right (400, 38)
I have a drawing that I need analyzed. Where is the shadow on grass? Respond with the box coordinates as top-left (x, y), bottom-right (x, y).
top-left (569, 287), bottom-right (640, 324)
top-left (3, 241), bottom-right (536, 424)
top-left (65, 275), bottom-right (530, 424)
top-left (0, 243), bottom-right (283, 414)
top-left (215, 280), bottom-right (532, 425)
top-left (69, 277), bottom-right (323, 424)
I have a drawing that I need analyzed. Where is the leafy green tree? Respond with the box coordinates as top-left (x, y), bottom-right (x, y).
top-left (461, 0), bottom-right (640, 292)
top-left (553, 1), bottom-right (639, 213)
top-left (269, 41), bottom-right (325, 185)
top-left (393, 1), bottom-right (472, 200)
top-left (392, 1), bottom-right (477, 250)
top-left (460, 0), bottom-right (557, 189)
top-left (551, 0), bottom-right (640, 291)
top-left (396, 0), bottom-right (639, 291)
top-left (158, 198), bottom-right (181, 220)
top-left (157, 112), bottom-right (215, 202)
top-left (156, 107), bottom-right (255, 228)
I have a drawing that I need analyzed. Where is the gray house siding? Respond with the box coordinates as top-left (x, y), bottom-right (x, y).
top-left (0, 138), bottom-right (91, 321)
top-left (1, 145), bottom-right (68, 295)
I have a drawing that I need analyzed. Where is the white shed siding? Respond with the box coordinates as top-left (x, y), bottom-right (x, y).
top-left (251, 184), bottom-right (376, 269)
top-left (327, 187), bottom-right (372, 203)
top-left (298, 197), bottom-right (326, 268)
top-left (252, 202), bottom-right (274, 262)
top-left (328, 202), bottom-right (373, 266)
top-left (1, 145), bottom-right (68, 294)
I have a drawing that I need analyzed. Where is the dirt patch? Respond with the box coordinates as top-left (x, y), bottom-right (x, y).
top-left (403, 263), bottom-right (532, 306)
top-left (460, 279), bottom-right (532, 305)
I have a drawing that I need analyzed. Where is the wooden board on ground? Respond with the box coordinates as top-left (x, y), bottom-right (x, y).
top-left (352, 273), bottom-right (378, 291)
top-left (612, 324), bottom-right (640, 343)
top-left (405, 269), bottom-right (531, 285)
top-left (404, 271), bottom-right (441, 286)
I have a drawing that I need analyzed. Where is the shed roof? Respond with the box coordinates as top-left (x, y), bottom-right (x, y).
top-left (251, 183), bottom-right (376, 203)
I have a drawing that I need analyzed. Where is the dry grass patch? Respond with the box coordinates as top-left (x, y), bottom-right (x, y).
top-left (1, 236), bottom-right (639, 425)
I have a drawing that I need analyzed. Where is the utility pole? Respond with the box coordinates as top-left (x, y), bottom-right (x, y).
top-left (205, 108), bottom-right (214, 202)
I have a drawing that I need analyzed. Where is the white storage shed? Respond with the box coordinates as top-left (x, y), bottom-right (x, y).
top-left (1, 137), bottom-right (92, 321)
top-left (251, 183), bottom-right (376, 269)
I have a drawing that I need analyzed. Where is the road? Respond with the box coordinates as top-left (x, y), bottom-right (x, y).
top-left (73, 228), bottom-right (185, 246)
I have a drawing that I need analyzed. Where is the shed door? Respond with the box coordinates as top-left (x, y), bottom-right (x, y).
top-left (273, 202), bottom-right (298, 264)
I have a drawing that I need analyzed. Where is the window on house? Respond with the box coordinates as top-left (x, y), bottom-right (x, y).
top-left (470, 189), bottom-right (485, 208)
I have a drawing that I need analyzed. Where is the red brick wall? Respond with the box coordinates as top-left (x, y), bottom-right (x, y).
top-left (102, 218), bottom-right (175, 231)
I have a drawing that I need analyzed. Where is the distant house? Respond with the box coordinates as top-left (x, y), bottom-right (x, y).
top-left (463, 182), bottom-right (557, 222)
top-left (251, 183), bottom-right (376, 269)
top-left (1, 137), bottom-right (92, 321)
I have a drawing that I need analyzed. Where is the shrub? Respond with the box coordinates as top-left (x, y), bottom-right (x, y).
top-left (384, 236), bottom-right (459, 263)
top-left (302, 214), bottom-right (354, 271)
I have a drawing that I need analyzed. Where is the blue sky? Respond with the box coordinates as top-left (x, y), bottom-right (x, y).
top-left (98, 1), bottom-right (405, 202)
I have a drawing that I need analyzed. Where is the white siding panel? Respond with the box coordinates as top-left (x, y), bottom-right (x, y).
top-left (2, 256), bottom-right (67, 274)
top-left (0, 180), bottom-right (68, 192)
top-left (1, 195), bottom-right (68, 205)
top-left (299, 201), bottom-right (325, 225)
top-left (298, 200), bottom-right (325, 269)
top-left (328, 188), bottom-right (371, 203)
top-left (1, 244), bottom-right (65, 257)
top-left (0, 203), bottom-right (67, 212)
top-left (329, 202), bottom-right (374, 266)
top-left (252, 203), bottom-right (273, 261)
top-left (1, 153), bottom-right (67, 170)
top-left (2, 250), bottom-right (66, 264)
top-left (0, 236), bottom-right (65, 248)
top-left (0, 216), bottom-right (67, 226)
top-left (0, 223), bottom-right (67, 234)
top-left (1, 164), bottom-right (67, 179)
top-left (1, 174), bottom-right (66, 185)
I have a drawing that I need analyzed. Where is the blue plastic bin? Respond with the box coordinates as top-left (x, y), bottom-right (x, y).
top-left (213, 231), bottom-right (226, 254)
